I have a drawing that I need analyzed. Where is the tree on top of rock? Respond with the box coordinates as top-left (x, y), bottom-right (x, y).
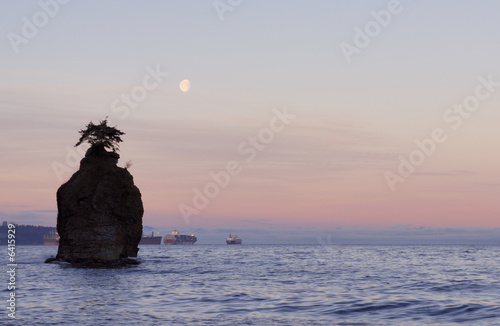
top-left (75, 118), bottom-right (125, 152)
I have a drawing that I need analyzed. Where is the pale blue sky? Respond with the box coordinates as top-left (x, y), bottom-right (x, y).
top-left (1, 1), bottom-right (500, 236)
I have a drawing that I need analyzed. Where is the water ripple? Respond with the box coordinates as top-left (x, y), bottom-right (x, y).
top-left (2, 245), bottom-right (500, 325)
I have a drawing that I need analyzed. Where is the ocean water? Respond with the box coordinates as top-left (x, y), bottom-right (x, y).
top-left (3, 244), bottom-right (500, 325)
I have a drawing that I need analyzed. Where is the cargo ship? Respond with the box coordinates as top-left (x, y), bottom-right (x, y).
top-left (226, 234), bottom-right (242, 245)
top-left (139, 231), bottom-right (162, 245)
top-left (163, 230), bottom-right (197, 245)
top-left (44, 229), bottom-right (59, 246)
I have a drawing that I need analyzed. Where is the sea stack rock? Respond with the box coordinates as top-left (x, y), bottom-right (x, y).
top-left (53, 144), bottom-right (143, 266)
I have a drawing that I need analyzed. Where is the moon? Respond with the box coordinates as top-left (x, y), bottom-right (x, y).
top-left (179, 79), bottom-right (191, 92)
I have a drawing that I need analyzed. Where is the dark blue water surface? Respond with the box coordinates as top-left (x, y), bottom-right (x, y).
top-left (3, 245), bottom-right (500, 325)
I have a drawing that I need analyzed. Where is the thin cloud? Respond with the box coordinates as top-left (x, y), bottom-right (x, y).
top-left (413, 170), bottom-right (477, 177)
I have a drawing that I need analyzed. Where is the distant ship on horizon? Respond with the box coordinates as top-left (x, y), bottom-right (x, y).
top-left (226, 234), bottom-right (242, 245)
top-left (163, 230), bottom-right (197, 245)
top-left (139, 231), bottom-right (162, 245)
top-left (44, 229), bottom-right (59, 246)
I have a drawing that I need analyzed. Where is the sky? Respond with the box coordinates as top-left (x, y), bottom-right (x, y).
top-left (1, 1), bottom-right (499, 243)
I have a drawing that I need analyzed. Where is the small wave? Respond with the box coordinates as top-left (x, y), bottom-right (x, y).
top-left (329, 301), bottom-right (415, 315)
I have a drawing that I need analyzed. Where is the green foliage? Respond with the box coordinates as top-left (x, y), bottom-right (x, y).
top-left (75, 118), bottom-right (125, 152)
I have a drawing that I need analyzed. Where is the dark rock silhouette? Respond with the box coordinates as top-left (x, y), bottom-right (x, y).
top-left (49, 144), bottom-right (143, 266)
